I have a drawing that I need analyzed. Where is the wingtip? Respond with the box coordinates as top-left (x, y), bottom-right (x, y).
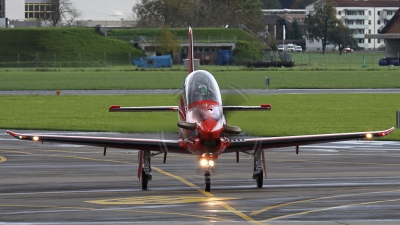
top-left (7, 130), bottom-right (18, 137)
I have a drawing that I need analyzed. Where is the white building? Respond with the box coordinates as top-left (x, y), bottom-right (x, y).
top-left (0, 0), bottom-right (139, 26)
top-left (305, 0), bottom-right (400, 51)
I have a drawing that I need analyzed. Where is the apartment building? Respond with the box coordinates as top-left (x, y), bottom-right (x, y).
top-left (306, 0), bottom-right (400, 51)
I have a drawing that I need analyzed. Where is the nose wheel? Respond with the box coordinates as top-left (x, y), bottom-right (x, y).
top-left (205, 170), bottom-right (211, 192)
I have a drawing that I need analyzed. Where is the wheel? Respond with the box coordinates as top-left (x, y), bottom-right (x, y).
top-left (205, 177), bottom-right (211, 192)
top-left (141, 171), bottom-right (148, 190)
top-left (257, 172), bottom-right (263, 188)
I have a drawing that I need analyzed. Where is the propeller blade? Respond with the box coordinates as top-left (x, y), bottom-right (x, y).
top-left (223, 124), bottom-right (241, 134)
top-left (177, 121), bottom-right (197, 130)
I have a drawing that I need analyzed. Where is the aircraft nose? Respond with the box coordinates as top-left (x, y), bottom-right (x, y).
top-left (199, 118), bottom-right (222, 140)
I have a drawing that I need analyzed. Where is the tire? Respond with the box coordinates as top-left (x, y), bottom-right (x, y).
top-left (257, 172), bottom-right (263, 188)
top-left (205, 178), bottom-right (211, 192)
top-left (142, 171), bottom-right (148, 190)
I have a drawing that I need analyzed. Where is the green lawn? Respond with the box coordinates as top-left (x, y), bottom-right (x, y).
top-left (1, 69), bottom-right (400, 90)
top-left (0, 94), bottom-right (398, 141)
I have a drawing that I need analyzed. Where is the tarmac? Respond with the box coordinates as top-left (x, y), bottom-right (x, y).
top-left (1, 129), bottom-right (400, 224)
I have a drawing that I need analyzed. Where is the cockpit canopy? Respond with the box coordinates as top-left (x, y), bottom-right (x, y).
top-left (184, 70), bottom-right (222, 105)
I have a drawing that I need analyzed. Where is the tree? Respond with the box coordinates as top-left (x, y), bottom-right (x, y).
top-left (156, 25), bottom-right (181, 55)
top-left (260, 0), bottom-right (282, 9)
top-left (40, 0), bottom-right (82, 27)
top-left (328, 21), bottom-right (358, 55)
top-left (133, 0), bottom-right (264, 31)
top-left (305, 0), bottom-right (339, 54)
top-left (291, 0), bottom-right (315, 9)
top-left (287, 19), bottom-right (303, 40)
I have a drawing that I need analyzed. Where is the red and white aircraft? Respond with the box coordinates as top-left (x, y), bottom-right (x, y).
top-left (7, 27), bottom-right (394, 192)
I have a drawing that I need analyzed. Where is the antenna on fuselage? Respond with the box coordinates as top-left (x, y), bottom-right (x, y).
top-left (188, 26), bottom-right (195, 74)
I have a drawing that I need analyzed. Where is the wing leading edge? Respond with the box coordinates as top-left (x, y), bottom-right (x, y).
top-left (225, 127), bottom-right (395, 153)
top-left (7, 130), bottom-right (187, 154)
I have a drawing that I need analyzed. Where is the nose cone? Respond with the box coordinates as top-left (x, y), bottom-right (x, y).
top-left (199, 118), bottom-right (223, 140)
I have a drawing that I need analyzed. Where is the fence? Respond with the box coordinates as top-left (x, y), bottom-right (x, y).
top-left (107, 36), bottom-right (238, 44)
top-left (0, 51), bottom-right (396, 70)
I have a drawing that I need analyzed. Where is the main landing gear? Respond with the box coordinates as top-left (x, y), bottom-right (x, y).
top-left (253, 149), bottom-right (264, 188)
top-left (141, 150), bottom-right (152, 190)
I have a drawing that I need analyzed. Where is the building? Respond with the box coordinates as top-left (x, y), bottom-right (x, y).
top-left (366, 8), bottom-right (400, 58)
top-left (1, 0), bottom-right (139, 27)
top-left (262, 9), bottom-right (306, 25)
top-left (305, 0), bottom-right (400, 51)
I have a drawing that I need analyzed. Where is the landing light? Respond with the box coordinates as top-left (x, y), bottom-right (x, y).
top-left (33, 136), bottom-right (39, 141)
top-left (365, 133), bottom-right (373, 139)
top-left (200, 159), bottom-right (208, 167)
top-left (200, 159), bottom-right (215, 167)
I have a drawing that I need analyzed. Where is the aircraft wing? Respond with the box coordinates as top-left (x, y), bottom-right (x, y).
top-left (109, 105), bottom-right (179, 112)
top-left (223, 104), bottom-right (271, 111)
top-left (225, 127), bottom-right (395, 153)
top-left (6, 130), bottom-right (187, 154)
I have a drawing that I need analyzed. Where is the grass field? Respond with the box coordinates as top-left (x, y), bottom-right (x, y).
top-left (0, 94), bottom-right (398, 141)
top-left (0, 28), bottom-right (145, 66)
top-left (1, 68), bottom-right (400, 90)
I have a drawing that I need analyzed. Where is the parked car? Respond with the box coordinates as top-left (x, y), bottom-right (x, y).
top-left (277, 45), bottom-right (284, 52)
top-left (295, 46), bottom-right (302, 52)
top-left (343, 47), bottom-right (353, 53)
top-left (379, 57), bottom-right (399, 66)
top-left (287, 44), bottom-right (295, 52)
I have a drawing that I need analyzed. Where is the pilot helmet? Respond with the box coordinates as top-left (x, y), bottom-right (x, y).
top-left (198, 84), bottom-right (208, 95)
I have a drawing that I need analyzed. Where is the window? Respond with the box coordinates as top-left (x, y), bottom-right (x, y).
top-left (345, 20), bottom-right (354, 25)
top-left (378, 39), bottom-right (381, 43)
top-left (368, 29), bottom-right (371, 34)
top-left (338, 11), bottom-right (341, 15)
top-left (388, 11), bottom-right (393, 15)
top-left (378, 29), bottom-right (380, 33)
top-left (368, 11), bottom-right (371, 16)
top-left (377, 11), bottom-right (380, 15)
top-left (368, 39), bottom-right (371, 43)
top-left (29, 5), bottom-right (33, 11)
top-left (358, 39), bottom-right (364, 44)
top-left (377, 20), bottom-right (380, 25)
top-left (368, 20), bottom-right (371, 25)
top-left (356, 20), bottom-right (364, 25)
top-left (35, 5), bottom-right (39, 11)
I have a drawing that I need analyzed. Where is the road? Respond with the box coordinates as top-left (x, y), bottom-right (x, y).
top-left (1, 89), bottom-right (400, 95)
top-left (1, 130), bottom-right (400, 224)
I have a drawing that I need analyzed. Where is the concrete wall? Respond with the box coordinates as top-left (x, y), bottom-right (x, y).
top-left (4, 0), bottom-right (24, 20)
top-left (385, 39), bottom-right (400, 58)
top-left (71, 0), bottom-right (139, 21)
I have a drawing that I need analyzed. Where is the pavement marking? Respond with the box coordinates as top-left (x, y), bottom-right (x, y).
top-left (0, 148), bottom-right (265, 224)
top-left (251, 189), bottom-right (400, 215)
top-left (0, 156), bottom-right (6, 163)
top-left (87, 196), bottom-right (237, 205)
top-left (263, 198), bottom-right (400, 221)
top-left (0, 204), bottom-right (230, 221)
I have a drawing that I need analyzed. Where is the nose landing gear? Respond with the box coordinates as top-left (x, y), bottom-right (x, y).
top-left (199, 154), bottom-right (217, 192)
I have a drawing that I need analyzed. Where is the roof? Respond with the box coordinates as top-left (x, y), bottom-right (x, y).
top-left (334, 0), bottom-right (400, 7)
top-left (381, 8), bottom-right (400, 33)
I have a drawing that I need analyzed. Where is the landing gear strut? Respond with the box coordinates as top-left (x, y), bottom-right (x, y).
top-left (253, 149), bottom-right (264, 188)
top-left (205, 168), bottom-right (212, 192)
top-left (141, 150), bottom-right (152, 190)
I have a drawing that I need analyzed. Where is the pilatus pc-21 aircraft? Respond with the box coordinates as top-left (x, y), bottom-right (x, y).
top-left (8, 27), bottom-right (394, 192)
